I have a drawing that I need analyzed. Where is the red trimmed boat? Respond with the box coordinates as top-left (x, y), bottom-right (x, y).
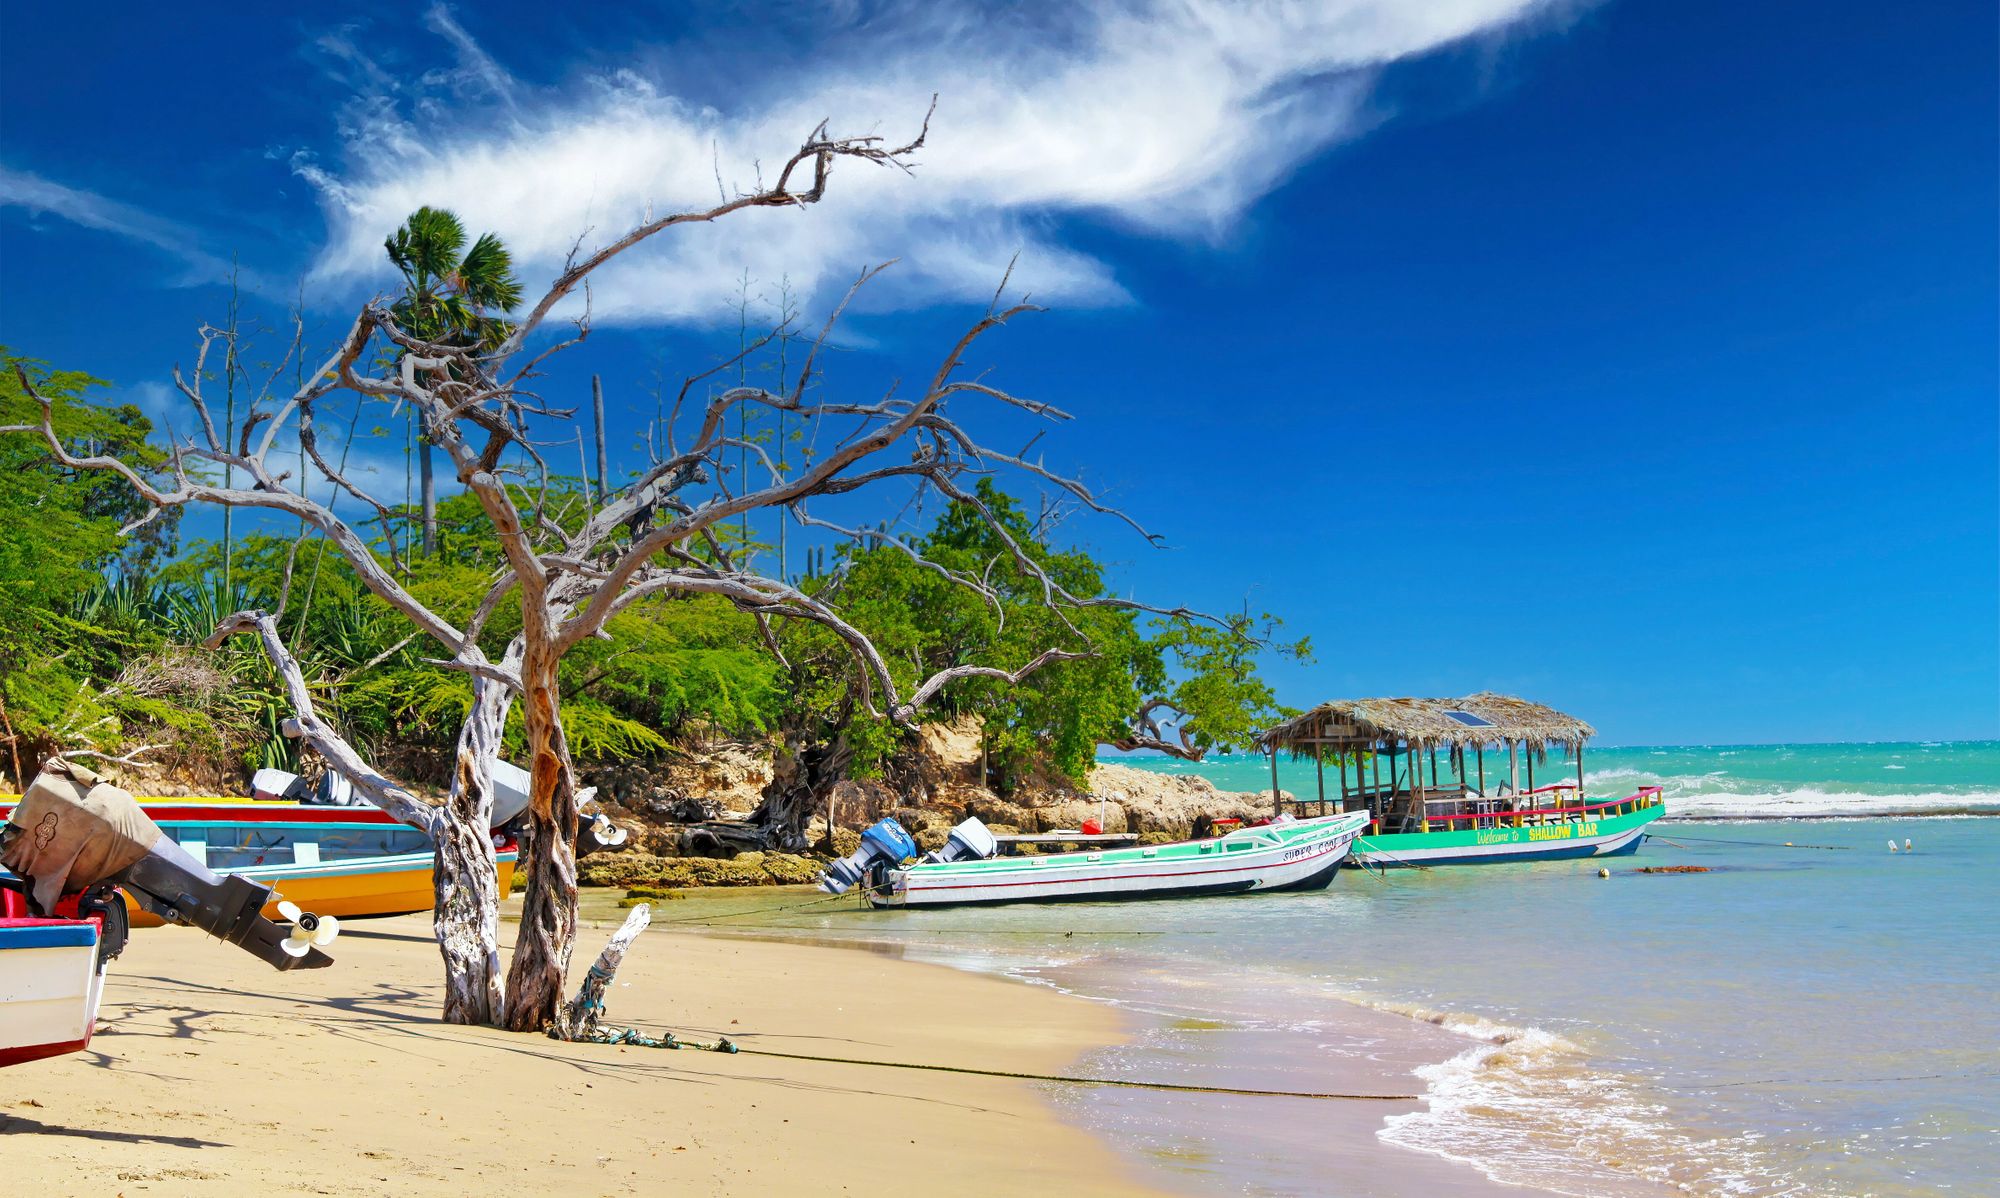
top-left (1, 759), bottom-right (337, 1068)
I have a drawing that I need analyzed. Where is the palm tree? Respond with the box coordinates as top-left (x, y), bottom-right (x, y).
top-left (384, 207), bottom-right (523, 557)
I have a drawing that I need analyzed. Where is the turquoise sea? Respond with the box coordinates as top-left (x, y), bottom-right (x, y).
top-left (1111, 740), bottom-right (2000, 820)
top-left (695, 741), bottom-right (2000, 1196)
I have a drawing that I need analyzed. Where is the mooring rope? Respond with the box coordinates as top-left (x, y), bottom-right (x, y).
top-left (1354, 838), bottom-right (1432, 873)
top-left (735, 1046), bottom-right (1420, 1101)
top-left (638, 890), bottom-right (856, 926)
top-left (553, 1026), bottom-right (1418, 1101)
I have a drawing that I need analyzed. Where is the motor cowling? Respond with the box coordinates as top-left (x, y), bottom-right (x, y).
top-left (922, 818), bottom-right (997, 865)
top-left (819, 818), bottom-right (919, 895)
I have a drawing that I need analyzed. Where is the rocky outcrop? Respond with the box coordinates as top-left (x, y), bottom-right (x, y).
top-left (1085, 762), bottom-right (1280, 835)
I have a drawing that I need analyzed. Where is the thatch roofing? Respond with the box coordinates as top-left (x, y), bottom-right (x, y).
top-left (1258, 692), bottom-right (1596, 756)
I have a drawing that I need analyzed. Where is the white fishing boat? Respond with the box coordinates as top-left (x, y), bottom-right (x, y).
top-left (0, 911), bottom-right (111, 1067)
top-left (820, 810), bottom-right (1370, 908)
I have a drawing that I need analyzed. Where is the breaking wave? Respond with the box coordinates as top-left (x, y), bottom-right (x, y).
top-left (1582, 767), bottom-right (2000, 819)
top-left (1366, 997), bottom-right (1798, 1197)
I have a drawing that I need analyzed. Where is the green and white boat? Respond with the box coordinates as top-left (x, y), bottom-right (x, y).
top-left (1256, 692), bottom-right (1665, 867)
top-left (820, 809), bottom-right (1371, 907)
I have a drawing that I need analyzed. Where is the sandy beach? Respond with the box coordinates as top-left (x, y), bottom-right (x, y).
top-left (3, 892), bottom-right (1577, 1198)
top-left (6, 909), bottom-right (1166, 1197)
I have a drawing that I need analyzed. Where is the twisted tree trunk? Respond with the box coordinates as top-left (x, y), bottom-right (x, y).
top-left (503, 650), bottom-right (580, 1032)
top-left (433, 675), bottom-right (511, 1026)
top-left (748, 734), bottom-right (855, 852)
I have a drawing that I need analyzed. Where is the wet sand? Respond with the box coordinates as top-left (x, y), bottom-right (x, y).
top-left (585, 888), bottom-right (1605, 1198)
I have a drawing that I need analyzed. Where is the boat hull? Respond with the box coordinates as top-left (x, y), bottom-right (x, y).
top-left (125, 850), bottom-right (518, 926)
top-left (874, 812), bottom-right (1368, 908)
top-left (0, 797), bottom-right (518, 925)
top-left (1354, 804), bottom-right (1663, 867)
top-left (0, 919), bottom-right (105, 1068)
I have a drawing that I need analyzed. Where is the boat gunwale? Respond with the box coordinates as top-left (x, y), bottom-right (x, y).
top-left (895, 810), bottom-right (1369, 883)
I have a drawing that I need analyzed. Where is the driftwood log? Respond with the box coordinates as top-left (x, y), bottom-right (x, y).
top-left (551, 903), bottom-right (652, 1041)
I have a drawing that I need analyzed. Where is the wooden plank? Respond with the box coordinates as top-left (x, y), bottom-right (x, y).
top-left (993, 832), bottom-right (1140, 846)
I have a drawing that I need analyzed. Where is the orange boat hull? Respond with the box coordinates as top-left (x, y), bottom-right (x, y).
top-left (126, 856), bottom-right (517, 927)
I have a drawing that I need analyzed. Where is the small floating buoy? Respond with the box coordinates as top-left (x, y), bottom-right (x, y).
top-left (1888, 840), bottom-right (1898, 852)
top-left (1784, 841), bottom-right (1793, 846)
top-left (1597, 868), bottom-right (1610, 878)
top-left (1904, 839), bottom-right (1913, 852)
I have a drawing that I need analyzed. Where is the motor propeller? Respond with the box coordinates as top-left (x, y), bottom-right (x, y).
top-left (277, 900), bottom-right (340, 957)
top-left (588, 812), bottom-right (629, 847)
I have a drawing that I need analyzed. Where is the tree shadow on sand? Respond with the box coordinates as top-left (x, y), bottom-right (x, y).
top-left (0, 1112), bottom-right (227, 1149)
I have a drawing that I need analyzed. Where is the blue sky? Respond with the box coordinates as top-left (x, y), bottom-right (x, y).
top-left (2, 1), bottom-right (1994, 744)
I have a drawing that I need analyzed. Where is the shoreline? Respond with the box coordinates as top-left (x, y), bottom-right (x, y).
top-left (640, 889), bottom-right (1630, 1198)
top-left (6, 907), bottom-right (1165, 1196)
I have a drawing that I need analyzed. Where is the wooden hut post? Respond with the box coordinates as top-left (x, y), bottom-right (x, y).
top-left (1477, 745), bottom-right (1485, 795)
top-left (1315, 742), bottom-right (1326, 815)
top-left (1371, 747), bottom-right (1381, 814)
top-left (1414, 740), bottom-right (1429, 833)
top-left (1269, 747), bottom-right (1282, 816)
top-left (1576, 744), bottom-right (1586, 802)
top-left (1508, 740), bottom-right (1519, 824)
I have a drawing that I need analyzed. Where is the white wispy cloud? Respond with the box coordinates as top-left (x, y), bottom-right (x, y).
top-left (0, 166), bottom-right (241, 286)
top-left (298, 0), bottom-right (1560, 325)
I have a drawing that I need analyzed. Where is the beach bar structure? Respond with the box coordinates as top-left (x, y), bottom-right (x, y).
top-left (1256, 692), bottom-right (1597, 834)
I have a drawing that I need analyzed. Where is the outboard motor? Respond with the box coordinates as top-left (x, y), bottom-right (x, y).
top-left (488, 759), bottom-right (534, 829)
top-left (251, 766), bottom-right (311, 802)
top-left (250, 766), bottom-right (361, 806)
top-left (819, 818), bottom-right (918, 895)
top-left (1, 759), bottom-right (336, 970)
top-left (922, 817), bottom-right (998, 866)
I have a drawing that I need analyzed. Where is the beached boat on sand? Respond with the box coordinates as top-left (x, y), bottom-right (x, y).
top-left (821, 809), bottom-right (1370, 907)
top-left (1257, 692), bottom-right (1665, 867)
top-left (0, 762), bottom-right (533, 924)
top-left (2, 760), bottom-right (337, 1068)
top-left (0, 794), bottom-right (519, 924)
top-left (0, 906), bottom-right (114, 1067)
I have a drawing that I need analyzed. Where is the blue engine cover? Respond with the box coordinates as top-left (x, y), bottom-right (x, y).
top-left (859, 818), bottom-right (918, 863)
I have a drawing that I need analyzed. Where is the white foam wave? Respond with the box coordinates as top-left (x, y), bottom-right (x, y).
top-left (1580, 767), bottom-right (2000, 817)
top-left (1665, 788), bottom-right (2000, 819)
top-left (1375, 1003), bottom-right (1798, 1197)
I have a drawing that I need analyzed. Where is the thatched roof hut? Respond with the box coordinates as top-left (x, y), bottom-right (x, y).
top-left (1258, 692), bottom-right (1595, 759)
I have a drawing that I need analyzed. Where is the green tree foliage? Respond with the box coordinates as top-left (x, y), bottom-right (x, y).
top-left (781, 481), bottom-right (1301, 788)
top-left (0, 352), bottom-right (210, 779)
top-left (1144, 610), bottom-right (1310, 757)
top-left (384, 206), bottom-right (524, 558)
top-left (1, 354), bottom-right (1291, 797)
top-left (384, 207), bottom-right (524, 352)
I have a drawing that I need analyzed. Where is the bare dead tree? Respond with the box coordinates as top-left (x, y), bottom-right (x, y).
top-left (4, 104), bottom-right (1212, 1034)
